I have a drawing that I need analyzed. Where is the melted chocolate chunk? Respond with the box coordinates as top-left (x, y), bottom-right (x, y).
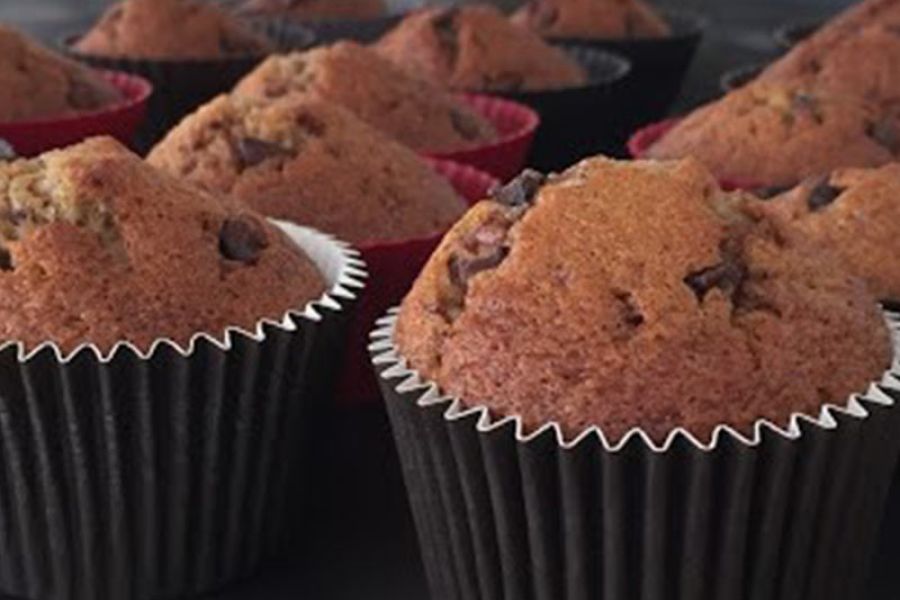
top-left (613, 290), bottom-right (644, 328)
top-left (806, 177), bottom-right (844, 211)
top-left (449, 109), bottom-right (483, 141)
top-left (754, 184), bottom-right (792, 199)
top-left (235, 137), bottom-right (291, 170)
top-left (867, 119), bottom-right (900, 154)
top-left (219, 215), bottom-right (269, 264)
top-left (432, 8), bottom-right (460, 66)
top-left (490, 170), bottom-right (546, 208)
top-left (0, 139), bottom-right (15, 161)
top-left (449, 247), bottom-right (509, 289)
top-left (296, 112), bottom-right (326, 137)
top-left (684, 257), bottom-right (747, 302)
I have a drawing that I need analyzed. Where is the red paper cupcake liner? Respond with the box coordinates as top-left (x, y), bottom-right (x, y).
top-left (334, 159), bottom-right (499, 406)
top-left (628, 118), bottom-right (763, 191)
top-left (424, 94), bottom-right (539, 182)
top-left (0, 70), bottom-right (151, 157)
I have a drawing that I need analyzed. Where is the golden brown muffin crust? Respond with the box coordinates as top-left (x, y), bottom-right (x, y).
top-left (239, 0), bottom-right (385, 21)
top-left (762, 164), bottom-right (900, 302)
top-left (233, 41), bottom-right (496, 153)
top-left (511, 0), bottom-right (670, 40)
top-left (0, 25), bottom-right (121, 122)
top-left (396, 157), bottom-right (890, 443)
top-left (0, 137), bottom-right (324, 353)
top-left (374, 6), bottom-right (587, 92)
top-left (75, 0), bottom-right (273, 60)
top-left (646, 81), bottom-right (900, 187)
top-left (148, 94), bottom-right (467, 244)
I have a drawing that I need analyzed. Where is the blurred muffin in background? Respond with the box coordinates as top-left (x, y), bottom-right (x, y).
top-left (512, 0), bottom-right (670, 40)
top-left (238, 0), bottom-right (386, 21)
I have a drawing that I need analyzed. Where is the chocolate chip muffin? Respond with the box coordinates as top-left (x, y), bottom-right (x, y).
top-left (0, 25), bottom-right (121, 122)
top-left (511, 0), bottom-right (670, 40)
top-left (148, 94), bottom-right (466, 244)
top-left (645, 81), bottom-right (900, 187)
top-left (0, 136), bottom-right (324, 352)
top-left (373, 5), bottom-right (587, 92)
top-left (233, 41), bottom-right (497, 153)
top-left (760, 23), bottom-right (900, 109)
top-left (760, 164), bottom-right (900, 302)
top-left (75, 0), bottom-right (273, 60)
top-left (395, 157), bottom-right (890, 443)
top-left (239, 0), bottom-right (385, 21)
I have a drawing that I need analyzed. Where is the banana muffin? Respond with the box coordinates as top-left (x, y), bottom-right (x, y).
top-left (762, 164), bottom-right (900, 301)
top-left (75, 0), bottom-right (273, 60)
top-left (0, 25), bottom-right (121, 122)
top-left (233, 41), bottom-right (496, 153)
top-left (511, 0), bottom-right (670, 40)
top-left (759, 23), bottom-right (900, 109)
top-left (644, 81), bottom-right (900, 187)
top-left (373, 5), bottom-right (587, 92)
top-left (395, 157), bottom-right (890, 443)
top-left (148, 94), bottom-right (466, 244)
top-left (238, 0), bottom-right (385, 21)
top-left (0, 136), bottom-right (324, 352)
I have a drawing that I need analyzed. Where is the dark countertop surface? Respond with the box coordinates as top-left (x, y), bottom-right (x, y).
top-left (2, 1), bottom-right (899, 598)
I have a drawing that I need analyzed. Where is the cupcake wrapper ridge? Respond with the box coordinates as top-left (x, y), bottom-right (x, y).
top-left (0, 224), bottom-right (365, 600)
top-left (370, 309), bottom-right (900, 600)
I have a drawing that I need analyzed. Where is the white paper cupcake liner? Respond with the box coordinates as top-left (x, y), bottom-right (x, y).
top-left (370, 308), bottom-right (900, 600)
top-left (0, 223), bottom-right (365, 600)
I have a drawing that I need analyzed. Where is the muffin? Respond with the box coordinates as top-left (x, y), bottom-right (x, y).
top-left (644, 81), bottom-right (900, 187)
top-left (0, 25), bottom-right (121, 122)
top-left (148, 94), bottom-right (466, 244)
top-left (239, 0), bottom-right (386, 21)
top-left (761, 164), bottom-right (900, 302)
top-left (75, 0), bottom-right (273, 60)
top-left (0, 135), bottom-right (324, 352)
top-left (395, 157), bottom-right (890, 443)
top-left (760, 22), bottom-right (900, 109)
top-left (373, 5), bottom-right (587, 92)
top-left (233, 41), bottom-right (497, 153)
top-left (511, 0), bottom-right (670, 40)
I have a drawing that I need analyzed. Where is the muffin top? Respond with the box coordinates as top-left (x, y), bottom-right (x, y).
top-left (511, 0), bottom-right (670, 40)
top-left (373, 6), bottom-right (587, 92)
top-left (762, 164), bottom-right (900, 302)
top-left (148, 94), bottom-right (467, 244)
top-left (0, 136), bottom-right (324, 354)
top-left (75, 0), bottom-right (273, 60)
top-left (396, 157), bottom-right (890, 443)
top-left (0, 25), bottom-right (121, 122)
top-left (239, 0), bottom-right (385, 21)
top-left (760, 23), bottom-right (900, 109)
top-left (645, 81), bottom-right (900, 188)
top-left (233, 41), bottom-right (497, 153)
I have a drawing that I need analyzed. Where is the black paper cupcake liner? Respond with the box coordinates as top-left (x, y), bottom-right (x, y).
top-left (370, 309), bottom-right (900, 600)
top-left (0, 224), bottom-right (365, 600)
top-left (59, 26), bottom-right (314, 153)
top-left (499, 46), bottom-right (631, 171)
top-left (251, 13), bottom-right (403, 45)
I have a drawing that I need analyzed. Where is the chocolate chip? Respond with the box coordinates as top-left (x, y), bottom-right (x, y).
top-left (791, 92), bottom-right (823, 124)
top-left (867, 119), bottom-right (900, 154)
top-left (234, 137), bottom-right (291, 170)
top-left (684, 257), bottom-right (747, 302)
top-left (296, 113), bottom-right (326, 137)
top-left (613, 290), bottom-right (644, 329)
top-left (0, 251), bottom-right (12, 272)
top-left (432, 8), bottom-right (460, 66)
top-left (0, 139), bottom-right (15, 161)
top-left (490, 170), bottom-right (546, 208)
top-left (754, 184), bottom-right (792, 199)
top-left (448, 247), bottom-right (509, 288)
top-left (806, 177), bottom-right (844, 211)
top-left (450, 109), bottom-right (483, 141)
top-left (219, 215), bottom-right (269, 264)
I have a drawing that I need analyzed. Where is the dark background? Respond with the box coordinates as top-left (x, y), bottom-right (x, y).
top-left (2, 1), bottom-right (899, 599)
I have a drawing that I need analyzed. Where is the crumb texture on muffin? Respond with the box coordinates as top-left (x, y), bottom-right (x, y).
top-left (374, 6), bottom-right (587, 92)
top-left (149, 94), bottom-right (467, 244)
top-left (645, 81), bottom-right (900, 187)
top-left (511, 0), bottom-right (670, 40)
top-left (762, 163), bottom-right (900, 302)
top-left (0, 136), bottom-right (324, 353)
top-left (233, 41), bottom-right (497, 153)
top-left (239, 0), bottom-right (385, 21)
top-left (396, 156), bottom-right (890, 443)
top-left (0, 25), bottom-right (121, 122)
top-left (75, 0), bottom-right (273, 60)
